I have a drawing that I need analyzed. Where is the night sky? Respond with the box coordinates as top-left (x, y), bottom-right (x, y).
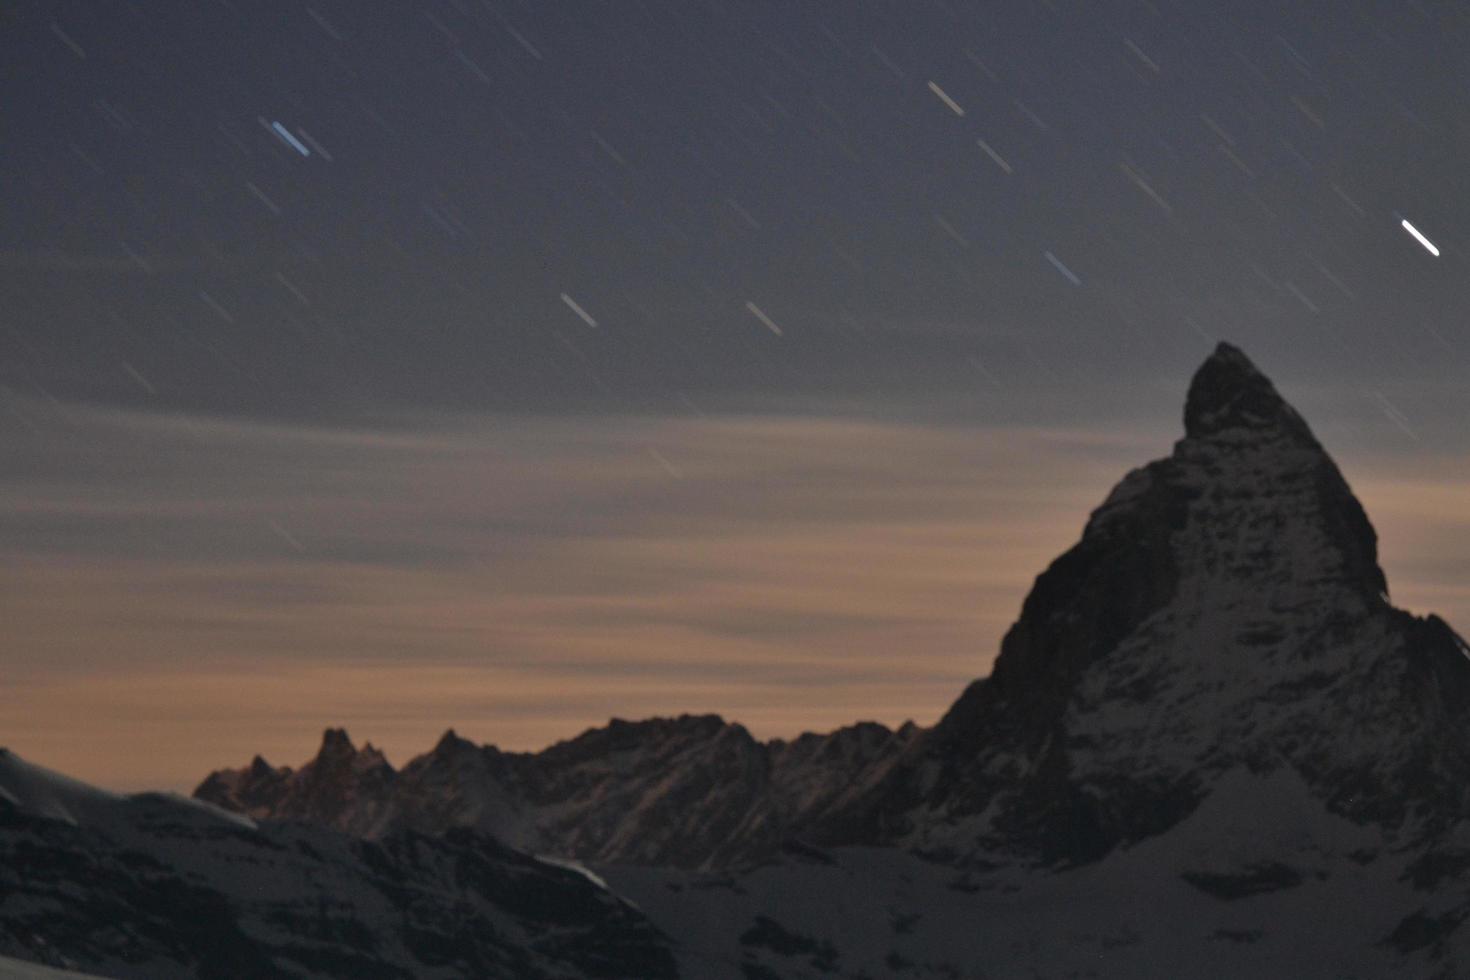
top-left (4, 0), bottom-right (1468, 788)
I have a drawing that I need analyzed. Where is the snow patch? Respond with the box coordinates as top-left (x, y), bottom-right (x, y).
top-left (139, 791), bottom-right (258, 831)
top-left (0, 956), bottom-right (109, 979)
top-left (535, 854), bottom-right (610, 892)
top-left (0, 751), bottom-right (122, 828)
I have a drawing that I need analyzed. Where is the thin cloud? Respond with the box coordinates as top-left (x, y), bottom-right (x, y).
top-left (2, 400), bottom-right (1465, 790)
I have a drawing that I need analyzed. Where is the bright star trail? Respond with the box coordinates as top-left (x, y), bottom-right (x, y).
top-left (927, 80), bottom-right (965, 116)
top-left (976, 138), bottom-right (1013, 174)
top-left (1401, 218), bottom-right (1441, 257)
top-left (560, 292), bottom-right (598, 328)
top-left (744, 301), bottom-right (784, 336)
top-left (270, 121), bottom-right (311, 157)
top-left (1044, 251), bottom-right (1082, 286)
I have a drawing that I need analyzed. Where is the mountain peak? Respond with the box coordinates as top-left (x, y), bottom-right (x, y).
top-left (357, 742), bottom-right (389, 770)
top-left (430, 728), bottom-right (477, 759)
top-left (908, 343), bottom-right (1438, 865)
top-left (1183, 342), bottom-right (1314, 443)
top-left (316, 727), bottom-right (358, 765)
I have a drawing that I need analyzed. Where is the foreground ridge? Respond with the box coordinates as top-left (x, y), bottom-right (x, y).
top-left (0, 750), bottom-right (676, 978)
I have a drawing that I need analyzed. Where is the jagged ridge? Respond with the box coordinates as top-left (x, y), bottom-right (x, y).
top-left (196, 715), bottom-right (919, 869)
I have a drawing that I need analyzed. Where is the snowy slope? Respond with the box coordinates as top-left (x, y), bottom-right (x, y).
top-left (0, 751), bottom-right (676, 979)
top-left (0, 956), bottom-right (108, 979)
top-left (607, 767), bottom-right (1463, 979)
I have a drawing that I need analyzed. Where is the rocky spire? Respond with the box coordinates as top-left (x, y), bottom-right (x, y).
top-left (317, 727), bottom-right (355, 763)
top-left (879, 342), bottom-right (1428, 864)
top-left (1183, 342), bottom-right (1316, 443)
top-left (971, 343), bottom-right (1388, 714)
top-left (1176, 343), bottom-right (1386, 599)
top-left (427, 727), bottom-right (479, 762)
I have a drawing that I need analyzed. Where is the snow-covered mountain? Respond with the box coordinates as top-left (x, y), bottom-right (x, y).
top-left (197, 716), bottom-right (919, 868)
top-left (817, 342), bottom-right (1470, 868)
top-left (0, 748), bottom-right (676, 978)
top-left (10, 343), bottom-right (1470, 977)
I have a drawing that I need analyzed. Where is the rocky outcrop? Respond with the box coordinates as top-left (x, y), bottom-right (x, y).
top-left (192, 728), bottom-right (397, 837)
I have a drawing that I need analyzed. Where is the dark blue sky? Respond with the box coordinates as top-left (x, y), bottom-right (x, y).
top-left (4, 0), bottom-right (1468, 434)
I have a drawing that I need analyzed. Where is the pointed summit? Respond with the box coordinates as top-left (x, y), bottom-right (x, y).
top-left (431, 728), bottom-right (475, 758)
top-left (1183, 342), bottom-right (1313, 443)
top-left (868, 343), bottom-right (1440, 864)
top-left (318, 727), bottom-right (355, 761)
top-left (357, 742), bottom-right (390, 771)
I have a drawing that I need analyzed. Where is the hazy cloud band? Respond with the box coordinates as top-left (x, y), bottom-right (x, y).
top-left (3, 400), bottom-right (1465, 789)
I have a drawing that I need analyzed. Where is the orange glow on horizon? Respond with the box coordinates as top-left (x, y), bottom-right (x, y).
top-left (3, 407), bottom-right (1466, 791)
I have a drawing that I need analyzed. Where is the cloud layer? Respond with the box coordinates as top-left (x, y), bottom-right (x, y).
top-left (2, 400), bottom-right (1465, 790)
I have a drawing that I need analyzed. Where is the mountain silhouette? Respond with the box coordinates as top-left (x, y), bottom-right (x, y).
top-left (8, 344), bottom-right (1470, 977)
top-left (199, 343), bottom-right (1470, 872)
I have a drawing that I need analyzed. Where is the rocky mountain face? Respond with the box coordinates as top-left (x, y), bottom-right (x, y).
top-left (0, 749), bottom-right (676, 979)
top-left (818, 343), bottom-right (1470, 869)
top-left (196, 716), bottom-right (919, 869)
top-left (193, 728), bottom-right (399, 837)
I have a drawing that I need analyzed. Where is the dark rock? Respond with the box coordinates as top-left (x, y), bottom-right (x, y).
top-left (1181, 863), bottom-right (1304, 899)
